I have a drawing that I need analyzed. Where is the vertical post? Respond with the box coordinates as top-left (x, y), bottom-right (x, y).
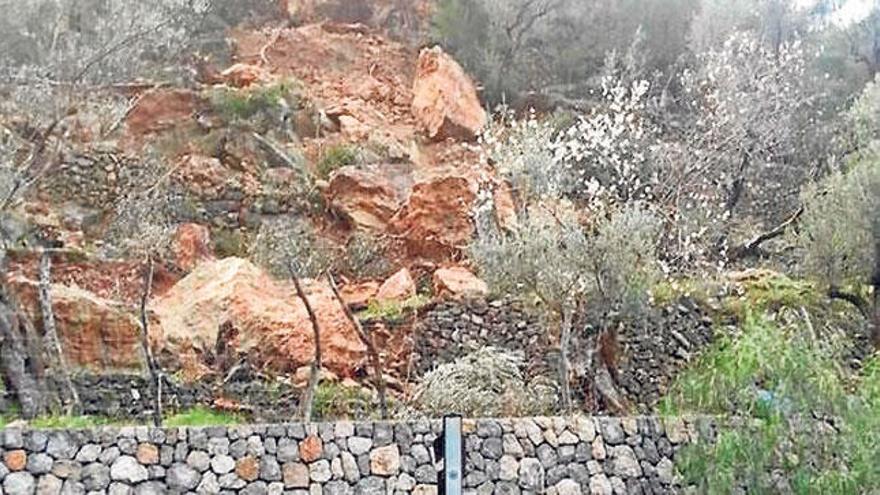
top-left (441, 414), bottom-right (464, 495)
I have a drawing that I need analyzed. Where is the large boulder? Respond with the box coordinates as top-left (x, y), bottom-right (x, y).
top-left (411, 46), bottom-right (487, 141)
top-left (125, 89), bottom-right (203, 136)
top-left (8, 276), bottom-right (146, 371)
top-left (432, 266), bottom-right (488, 299)
top-left (376, 268), bottom-right (416, 303)
top-left (325, 167), bottom-right (404, 232)
top-left (151, 257), bottom-right (366, 377)
top-left (392, 176), bottom-right (476, 260)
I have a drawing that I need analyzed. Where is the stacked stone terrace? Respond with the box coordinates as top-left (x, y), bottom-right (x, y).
top-left (0, 416), bottom-right (706, 495)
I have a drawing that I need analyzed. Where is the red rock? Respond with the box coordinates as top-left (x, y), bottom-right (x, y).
top-left (432, 267), bottom-right (488, 299)
top-left (126, 89), bottom-right (202, 136)
top-left (172, 223), bottom-right (214, 272)
top-left (220, 63), bottom-right (271, 88)
top-left (236, 456), bottom-right (260, 481)
top-left (412, 46), bottom-right (487, 141)
top-left (151, 257), bottom-right (366, 377)
top-left (376, 268), bottom-right (416, 303)
top-left (136, 444), bottom-right (159, 465)
top-left (339, 281), bottom-right (380, 310)
top-left (8, 275), bottom-right (147, 371)
top-left (4, 450), bottom-right (26, 471)
top-left (299, 435), bottom-right (323, 463)
top-left (325, 167), bottom-right (403, 232)
top-left (392, 176), bottom-right (476, 261)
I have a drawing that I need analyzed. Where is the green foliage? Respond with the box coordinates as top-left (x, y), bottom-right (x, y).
top-left (164, 407), bottom-right (244, 427)
top-left (213, 228), bottom-right (250, 259)
top-left (29, 415), bottom-right (118, 429)
top-left (797, 158), bottom-right (880, 289)
top-left (722, 272), bottom-right (821, 320)
top-left (210, 81), bottom-right (295, 123)
top-left (249, 217), bottom-right (337, 278)
top-left (316, 145), bottom-right (358, 180)
top-left (312, 382), bottom-right (376, 421)
top-left (414, 347), bottom-right (557, 417)
top-left (662, 314), bottom-right (880, 493)
top-left (358, 295), bottom-right (430, 323)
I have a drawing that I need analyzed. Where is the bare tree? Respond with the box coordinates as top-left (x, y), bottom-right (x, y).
top-left (38, 250), bottom-right (79, 414)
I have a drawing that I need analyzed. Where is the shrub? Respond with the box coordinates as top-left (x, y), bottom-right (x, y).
top-left (316, 145), bottom-right (359, 180)
top-left (663, 313), bottom-right (880, 493)
top-left (213, 229), bottom-right (250, 259)
top-left (312, 382), bottom-right (376, 421)
top-left (249, 217), bottom-right (337, 278)
top-left (341, 232), bottom-right (394, 279)
top-left (210, 81), bottom-right (295, 123)
top-left (413, 347), bottom-right (557, 417)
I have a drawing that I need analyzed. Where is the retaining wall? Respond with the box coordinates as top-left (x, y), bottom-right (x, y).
top-left (0, 416), bottom-right (710, 495)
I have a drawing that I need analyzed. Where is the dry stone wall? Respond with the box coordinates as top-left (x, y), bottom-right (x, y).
top-left (0, 416), bottom-right (709, 495)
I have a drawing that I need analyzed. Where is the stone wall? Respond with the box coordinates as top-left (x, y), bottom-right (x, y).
top-left (0, 416), bottom-right (710, 495)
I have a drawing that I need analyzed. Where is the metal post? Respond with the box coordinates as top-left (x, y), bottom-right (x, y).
top-left (441, 414), bottom-right (463, 495)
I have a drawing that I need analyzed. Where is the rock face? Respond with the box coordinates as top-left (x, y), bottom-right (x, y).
top-left (432, 267), bottom-right (488, 299)
top-left (411, 46), bottom-right (487, 141)
top-left (125, 89), bottom-right (202, 136)
top-left (172, 223), bottom-right (214, 271)
top-left (9, 276), bottom-right (146, 371)
top-left (221, 63), bottom-right (272, 88)
top-left (325, 167), bottom-right (403, 232)
top-left (151, 257), bottom-right (366, 377)
top-left (393, 176), bottom-right (476, 260)
top-left (376, 268), bottom-right (416, 303)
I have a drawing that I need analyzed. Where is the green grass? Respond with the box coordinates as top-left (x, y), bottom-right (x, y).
top-left (357, 294), bottom-right (430, 322)
top-left (29, 415), bottom-right (120, 429)
top-left (316, 144), bottom-right (358, 179)
top-left (312, 382), bottom-right (376, 421)
top-left (163, 407), bottom-right (245, 427)
top-left (650, 276), bottom-right (717, 306)
top-left (722, 272), bottom-right (820, 320)
top-left (210, 81), bottom-right (296, 122)
top-left (662, 312), bottom-right (880, 494)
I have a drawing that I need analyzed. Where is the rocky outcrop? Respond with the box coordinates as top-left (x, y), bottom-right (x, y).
top-left (220, 63), bottom-right (272, 88)
top-left (411, 46), bottom-right (487, 141)
top-left (151, 258), bottom-right (366, 378)
top-left (432, 266), bottom-right (489, 299)
top-left (393, 176), bottom-right (476, 260)
top-left (172, 223), bottom-right (214, 272)
top-left (125, 89), bottom-right (203, 136)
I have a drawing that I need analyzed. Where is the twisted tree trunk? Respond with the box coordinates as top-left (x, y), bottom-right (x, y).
top-left (38, 250), bottom-right (79, 414)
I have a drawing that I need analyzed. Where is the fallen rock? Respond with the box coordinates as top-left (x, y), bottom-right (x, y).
top-left (392, 176), bottom-right (476, 260)
top-left (9, 276), bottom-right (146, 371)
top-left (411, 46), bottom-right (487, 141)
top-left (432, 267), bottom-right (488, 299)
top-left (376, 268), bottom-right (416, 303)
top-left (125, 89), bottom-right (202, 136)
top-left (220, 63), bottom-right (272, 88)
top-left (339, 281), bottom-right (380, 310)
top-left (325, 167), bottom-right (403, 232)
top-left (172, 223), bottom-right (214, 271)
top-left (151, 257), bottom-right (366, 378)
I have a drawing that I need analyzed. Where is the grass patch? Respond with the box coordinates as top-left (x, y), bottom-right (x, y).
top-left (30, 415), bottom-right (119, 429)
top-left (164, 407), bottom-right (244, 427)
top-left (210, 81), bottom-right (296, 122)
top-left (662, 312), bottom-right (880, 493)
top-left (650, 276), bottom-right (717, 306)
top-left (722, 272), bottom-right (820, 320)
top-left (358, 294), bottom-right (430, 322)
top-left (313, 382), bottom-right (376, 421)
top-left (316, 144), bottom-right (358, 179)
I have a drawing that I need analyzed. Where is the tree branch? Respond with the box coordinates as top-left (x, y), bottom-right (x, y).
top-left (290, 267), bottom-right (321, 422)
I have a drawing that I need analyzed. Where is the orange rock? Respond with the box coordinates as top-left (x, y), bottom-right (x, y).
top-left (220, 63), bottom-right (271, 88)
top-left (392, 176), bottom-right (477, 261)
top-left (299, 435), bottom-right (323, 463)
top-left (339, 281), bottom-right (380, 310)
top-left (136, 444), bottom-right (159, 465)
top-left (325, 167), bottom-right (403, 232)
top-left (376, 268), bottom-right (416, 303)
top-left (172, 223), bottom-right (214, 272)
top-left (8, 275), bottom-right (146, 371)
top-left (236, 456), bottom-right (260, 481)
top-left (412, 46), bottom-right (487, 141)
top-left (432, 267), bottom-right (489, 299)
top-left (126, 89), bottom-right (202, 136)
top-left (151, 258), bottom-right (366, 377)
top-left (4, 450), bottom-right (26, 471)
